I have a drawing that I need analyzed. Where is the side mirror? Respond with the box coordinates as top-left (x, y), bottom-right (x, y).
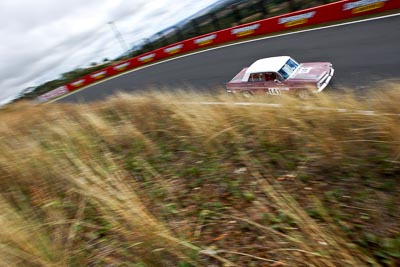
top-left (274, 79), bottom-right (281, 84)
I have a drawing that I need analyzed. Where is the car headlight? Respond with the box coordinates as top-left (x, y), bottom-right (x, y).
top-left (318, 73), bottom-right (329, 88)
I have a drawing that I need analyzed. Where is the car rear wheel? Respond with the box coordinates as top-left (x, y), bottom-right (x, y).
top-left (242, 91), bottom-right (254, 97)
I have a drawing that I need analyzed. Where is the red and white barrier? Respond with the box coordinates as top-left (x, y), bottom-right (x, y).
top-left (44, 0), bottom-right (400, 101)
top-left (37, 86), bottom-right (69, 102)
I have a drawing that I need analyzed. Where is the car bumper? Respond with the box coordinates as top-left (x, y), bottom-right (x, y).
top-left (315, 67), bottom-right (335, 93)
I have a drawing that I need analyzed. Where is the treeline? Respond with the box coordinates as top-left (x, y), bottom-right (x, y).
top-left (17, 62), bottom-right (111, 101)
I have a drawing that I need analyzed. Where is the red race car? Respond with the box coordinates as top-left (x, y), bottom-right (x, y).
top-left (226, 56), bottom-right (334, 97)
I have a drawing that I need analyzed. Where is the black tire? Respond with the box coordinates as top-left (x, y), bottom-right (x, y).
top-left (242, 91), bottom-right (254, 97)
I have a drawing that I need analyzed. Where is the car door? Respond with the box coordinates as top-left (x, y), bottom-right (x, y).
top-left (246, 73), bottom-right (265, 93)
top-left (263, 72), bottom-right (288, 95)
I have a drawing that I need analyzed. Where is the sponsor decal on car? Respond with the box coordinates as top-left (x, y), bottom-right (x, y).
top-left (267, 88), bottom-right (289, 95)
top-left (278, 11), bottom-right (316, 27)
top-left (231, 24), bottom-right (260, 37)
top-left (298, 67), bottom-right (312, 74)
top-left (37, 86), bottom-right (69, 102)
top-left (139, 53), bottom-right (155, 63)
top-left (343, 0), bottom-right (387, 13)
top-left (194, 34), bottom-right (217, 46)
top-left (114, 62), bottom-right (130, 71)
top-left (71, 79), bottom-right (85, 88)
top-left (91, 71), bottom-right (107, 80)
top-left (164, 44), bottom-right (183, 55)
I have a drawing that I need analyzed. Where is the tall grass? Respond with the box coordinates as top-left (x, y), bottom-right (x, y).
top-left (0, 85), bottom-right (399, 266)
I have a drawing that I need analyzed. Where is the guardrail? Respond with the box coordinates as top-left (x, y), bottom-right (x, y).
top-left (38, 0), bottom-right (400, 102)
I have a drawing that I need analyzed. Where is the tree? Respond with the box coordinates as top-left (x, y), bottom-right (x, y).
top-left (210, 12), bottom-right (221, 31)
top-left (231, 5), bottom-right (242, 22)
top-left (259, 0), bottom-right (269, 16)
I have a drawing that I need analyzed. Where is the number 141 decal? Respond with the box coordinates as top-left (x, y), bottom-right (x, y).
top-left (267, 88), bottom-right (280, 95)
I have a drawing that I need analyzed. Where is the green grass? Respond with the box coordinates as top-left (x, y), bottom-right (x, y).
top-left (1, 85), bottom-right (399, 266)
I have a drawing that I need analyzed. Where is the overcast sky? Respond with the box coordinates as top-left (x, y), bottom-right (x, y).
top-left (0, 0), bottom-right (220, 105)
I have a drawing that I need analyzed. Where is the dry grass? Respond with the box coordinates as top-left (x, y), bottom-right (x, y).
top-left (0, 85), bottom-right (399, 266)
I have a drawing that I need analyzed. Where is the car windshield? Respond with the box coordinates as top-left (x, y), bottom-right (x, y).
top-left (278, 59), bottom-right (299, 79)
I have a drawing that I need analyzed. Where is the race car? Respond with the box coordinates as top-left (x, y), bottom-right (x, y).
top-left (226, 56), bottom-right (334, 97)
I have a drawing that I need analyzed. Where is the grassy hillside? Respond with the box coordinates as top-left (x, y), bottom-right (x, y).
top-left (0, 86), bottom-right (399, 266)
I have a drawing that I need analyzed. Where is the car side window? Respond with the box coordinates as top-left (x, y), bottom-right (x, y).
top-left (249, 73), bottom-right (265, 82)
top-left (264, 72), bottom-right (277, 82)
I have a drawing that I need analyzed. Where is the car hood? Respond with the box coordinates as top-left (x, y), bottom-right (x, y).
top-left (289, 63), bottom-right (331, 81)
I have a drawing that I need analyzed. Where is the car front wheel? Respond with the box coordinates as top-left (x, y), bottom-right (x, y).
top-left (297, 90), bottom-right (311, 99)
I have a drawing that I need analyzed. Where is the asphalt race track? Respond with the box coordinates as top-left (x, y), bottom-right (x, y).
top-left (59, 14), bottom-right (400, 103)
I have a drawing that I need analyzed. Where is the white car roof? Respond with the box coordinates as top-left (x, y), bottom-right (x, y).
top-left (242, 56), bottom-right (290, 82)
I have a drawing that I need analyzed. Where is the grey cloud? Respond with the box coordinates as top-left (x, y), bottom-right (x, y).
top-left (0, 0), bottom-right (219, 104)
top-left (1, 26), bottom-right (107, 81)
top-left (0, 0), bottom-right (98, 32)
top-left (107, 1), bottom-right (147, 22)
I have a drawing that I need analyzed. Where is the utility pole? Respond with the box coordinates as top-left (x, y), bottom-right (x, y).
top-left (108, 21), bottom-right (129, 54)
